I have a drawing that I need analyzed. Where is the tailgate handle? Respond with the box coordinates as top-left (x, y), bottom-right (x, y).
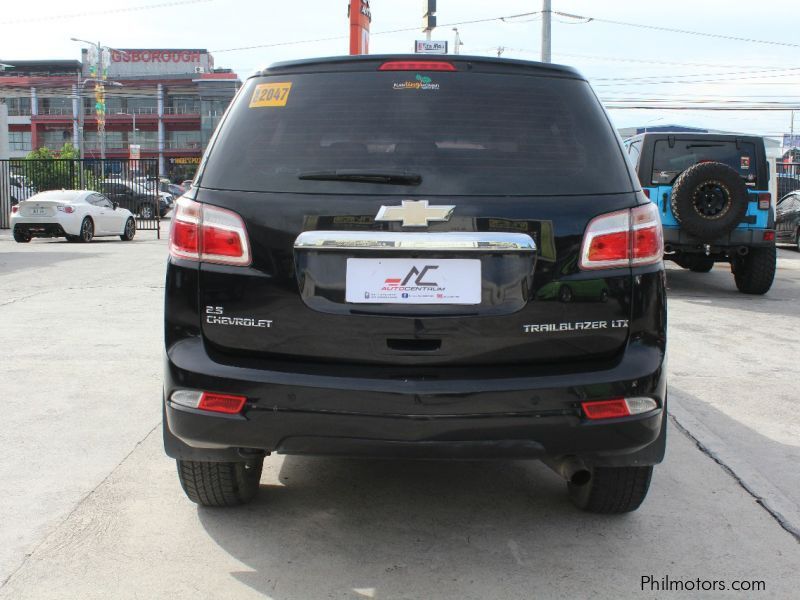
top-left (294, 231), bottom-right (536, 253)
top-left (387, 338), bottom-right (442, 352)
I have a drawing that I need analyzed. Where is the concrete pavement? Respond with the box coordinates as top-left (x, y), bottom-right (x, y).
top-left (1, 232), bottom-right (798, 599)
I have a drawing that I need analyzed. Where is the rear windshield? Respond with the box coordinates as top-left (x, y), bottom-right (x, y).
top-left (199, 71), bottom-right (633, 196)
top-left (652, 140), bottom-right (758, 187)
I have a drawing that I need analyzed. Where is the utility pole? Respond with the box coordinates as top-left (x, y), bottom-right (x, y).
top-left (453, 28), bottom-right (462, 55)
top-left (541, 0), bottom-right (552, 63)
top-left (422, 0), bottom-right (436, 41)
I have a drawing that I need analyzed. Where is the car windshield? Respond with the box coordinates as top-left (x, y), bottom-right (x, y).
top-left (198, 71), bottom-right (633, 196)
top-left (652, 140), bottom-right (758, 186)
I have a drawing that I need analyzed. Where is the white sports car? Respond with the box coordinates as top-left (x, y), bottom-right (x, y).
top-left (11, 189), bottom-right (137, 243)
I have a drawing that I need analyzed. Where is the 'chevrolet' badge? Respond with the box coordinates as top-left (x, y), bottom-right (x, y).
top-left (375, 200), bottom-right (455, 228)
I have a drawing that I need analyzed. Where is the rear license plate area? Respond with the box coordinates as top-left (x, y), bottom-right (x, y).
top-left (346, 258), bottom-right (481, 305)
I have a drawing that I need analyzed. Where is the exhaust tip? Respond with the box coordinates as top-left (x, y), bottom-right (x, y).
top-left (570, 469), bottom-right (592, 487)
top-left (737, 246), bottom-right (749, 256)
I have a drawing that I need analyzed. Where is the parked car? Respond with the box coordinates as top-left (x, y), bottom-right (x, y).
top-left (181, 179), bottom-right (194, 191)
top-left (99, 179), bottom-right (171, 218)
top-left (624, 133), bottom-right (776, 294)
top-left (163, 55), bottom-right (667, 513)
top-left (166, 183), bottom-right (184, 198)
top-left (775, 191), bottom-right (800, 250)
top-left (11, 189), bottom-right (136, 243)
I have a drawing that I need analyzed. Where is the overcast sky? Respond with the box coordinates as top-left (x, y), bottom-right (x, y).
top-left (2, 0), bottom-right (800, 138)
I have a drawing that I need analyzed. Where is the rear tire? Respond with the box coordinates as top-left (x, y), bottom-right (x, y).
top-left (177, 459), bottom-right (263, 507)
top-left (13, 228), bottom-right (31, 243)
top-left (568, 466), bottom-right (653, 514)
top-left (732, 246), bottom-right (776, 295)
top-left (120, 217), bottom-right (136, 241)
top-left (794, 228), bottom-right (800, 252)
top-left (79, 217), bottom-right (94, 243)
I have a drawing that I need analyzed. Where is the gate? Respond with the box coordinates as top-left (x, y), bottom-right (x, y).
top-left (776, 161), bottom-right (800, 201)
top-left (0, 158), bottom-right (161, 235)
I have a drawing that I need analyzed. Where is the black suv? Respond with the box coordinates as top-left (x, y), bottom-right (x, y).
top-left (163, 55), bottom-right (667, 513)
top-left (624, 133), bottom-right (776, 294)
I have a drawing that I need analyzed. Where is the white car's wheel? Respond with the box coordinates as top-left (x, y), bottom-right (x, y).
top-left (120, 217), bottom-right (136, 241)
top-left (79, 217), bottom-right (94, 243)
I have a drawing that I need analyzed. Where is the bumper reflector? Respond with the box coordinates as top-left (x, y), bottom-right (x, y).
top-left (582, 397), bottom-right (658, 420)
top-left (170, 390), bottom-right (247, 414)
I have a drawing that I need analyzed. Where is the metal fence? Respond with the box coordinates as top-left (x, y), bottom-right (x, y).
top-left (777, 161), bottom-right (800, 201)
top-left (0, 158), bottom-right (161, 234)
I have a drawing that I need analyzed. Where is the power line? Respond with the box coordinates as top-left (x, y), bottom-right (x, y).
top-left (0, 0), bottom-right (213, 25)
top-left (211, 11), bottom-right (542, 53)
top-left (554, 11), bottom-right (800, 49)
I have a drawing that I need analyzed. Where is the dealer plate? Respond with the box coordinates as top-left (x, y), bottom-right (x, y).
top-left (346, 258), bottom-right (481, 304)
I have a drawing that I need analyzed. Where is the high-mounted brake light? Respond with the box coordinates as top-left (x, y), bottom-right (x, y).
top-left (169, 196), bottom-right (251, 266)
top-left (579, 203), bottom-right (663, 270)
top-left (757, 192), bottom-right (771, 210)
top-left (378, 61), bottom-right (456, 71)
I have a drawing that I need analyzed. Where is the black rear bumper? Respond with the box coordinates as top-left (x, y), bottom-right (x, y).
top-left (163, 336), bottom-right (667, 466)
top-left (663, 226), bottom-right (775, 253)
top-left (14, 223), bottom-right (67, 238)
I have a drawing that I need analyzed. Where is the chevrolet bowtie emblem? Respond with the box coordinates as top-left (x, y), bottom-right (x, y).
top-left (375, 200), bottom-right (455, 228)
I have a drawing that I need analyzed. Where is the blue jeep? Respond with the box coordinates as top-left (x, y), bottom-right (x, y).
top-left (624, 133), bottom-right (776, 294)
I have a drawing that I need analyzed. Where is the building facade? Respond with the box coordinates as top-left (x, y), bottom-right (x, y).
top-left (0, 49), bottom-right (239, 182)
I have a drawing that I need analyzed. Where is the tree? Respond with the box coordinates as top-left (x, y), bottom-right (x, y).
top-left (22, 143), bottom-right (99, 192)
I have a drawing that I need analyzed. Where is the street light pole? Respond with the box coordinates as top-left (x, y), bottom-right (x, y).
top-left (541, 0), bottom-right (552, 63)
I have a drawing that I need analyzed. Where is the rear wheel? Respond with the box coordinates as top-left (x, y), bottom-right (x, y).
top-left (120, 217), bottom-right (136, 241)
top-left (795, 228), bottom-right (800, 252)
top-left (13, 228), bottom-right (31, 243)
top-left (732, 246), bottom-right (776, 295)
top-left (568, 466), bottom-right (653, 513)
top-left (79, 217), bottom-right (94, 243)
top-left (177, 459), bottom-right (263, 507)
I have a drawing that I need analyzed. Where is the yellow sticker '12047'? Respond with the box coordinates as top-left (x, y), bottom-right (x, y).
top-left (249, 82), bottom-right (292, 107)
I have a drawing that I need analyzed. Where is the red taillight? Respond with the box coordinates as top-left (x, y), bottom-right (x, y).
top-left (11, 205), bottom-right (18, 214)
top-left (197, 392), bottom-right (247, 414)
top-left (378, 61), bottom-right (456, 71)
top-left (580, 203), bottom-right (663, 270)
top-left (763, 231), bottom-right (775, 241)
top-left (169, 197), bottom-right (251, 266)
top-left (582, 399), bottom-right (630, 420)
top-left (757, 192), bottom-right (771, 210)
top-left (57, 205), bottom-right (75, 213)
top-left (642, 189), bottom-right (651, 199)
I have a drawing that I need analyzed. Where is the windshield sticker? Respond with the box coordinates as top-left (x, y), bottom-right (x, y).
top-left (393, 74), bottom-right (440, 91)
top-left (249, 82), bottom-right (292, 108)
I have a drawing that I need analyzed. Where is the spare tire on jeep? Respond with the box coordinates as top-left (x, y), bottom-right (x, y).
top-left (670, 161), bottom-right (749, 240)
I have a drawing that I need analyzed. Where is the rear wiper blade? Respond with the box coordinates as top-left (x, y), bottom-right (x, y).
top-left (297, 170), bottom-right (422, 186)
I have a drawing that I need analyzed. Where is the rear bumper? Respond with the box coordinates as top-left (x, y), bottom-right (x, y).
top-left (663, 226), bottom-right (775, 252)
top-left (12, 222), bottom-right (68, 238)
top-left (163, 336), bottom-right (667, 465)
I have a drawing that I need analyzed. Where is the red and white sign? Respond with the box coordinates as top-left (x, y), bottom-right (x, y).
top-left (348, 0), bottom-right (371, 55)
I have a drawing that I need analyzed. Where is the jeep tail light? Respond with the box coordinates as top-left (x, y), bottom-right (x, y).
top-left (580, 203), bottom-right (663, 270)
top-left (169, 197), bottom-right (251, 266)
top-left (757, 192), bottom-right (771, 210)
top-left (379, 61), bottom-right (456, 71)
top-left (582, 397), bottom-right (658, 420)
top-left (170, 390), bottom-right (247, 414)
